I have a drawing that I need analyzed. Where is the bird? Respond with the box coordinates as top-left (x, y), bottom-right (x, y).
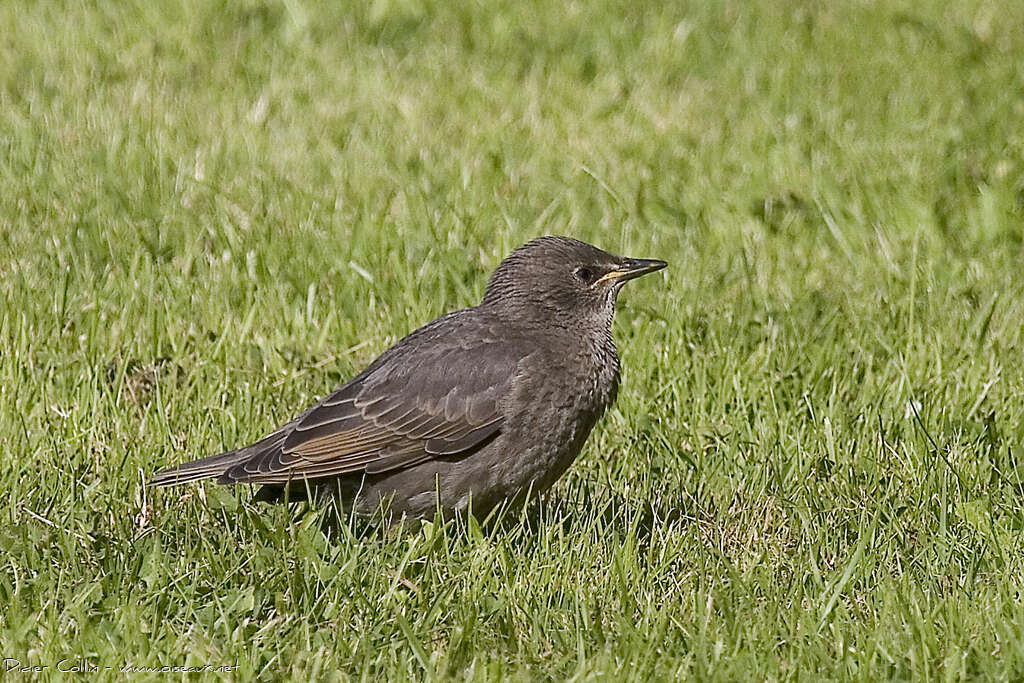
top-left (150, 236), bottom-right (667, 523)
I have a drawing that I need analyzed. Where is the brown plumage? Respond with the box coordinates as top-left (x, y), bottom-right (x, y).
top-left (150, 236), bottom-right (666, 521)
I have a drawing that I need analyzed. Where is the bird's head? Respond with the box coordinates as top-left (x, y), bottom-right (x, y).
top-left (481, 236), bottom-right (667, 327)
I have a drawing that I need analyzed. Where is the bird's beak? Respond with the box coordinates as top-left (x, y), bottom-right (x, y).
top-left (596, 257), bottom-right (668, 285)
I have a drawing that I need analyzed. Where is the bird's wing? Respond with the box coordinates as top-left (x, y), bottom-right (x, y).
top-left (219, 320), bottom-right (525, 484)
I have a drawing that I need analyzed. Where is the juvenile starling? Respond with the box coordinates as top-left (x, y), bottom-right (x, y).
top-left (151, 236), bottom-right (666, 521)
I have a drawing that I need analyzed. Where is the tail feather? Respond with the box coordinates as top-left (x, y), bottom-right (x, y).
top-left (149, 450), bottom-right (248, 487)
top-left (150, 423), bottom-right (295, 487)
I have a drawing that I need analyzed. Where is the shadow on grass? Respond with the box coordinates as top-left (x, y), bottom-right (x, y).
top-left (266, 482), bottom-right (698, 552)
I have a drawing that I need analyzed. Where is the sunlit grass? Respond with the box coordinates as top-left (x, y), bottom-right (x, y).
top-left (2, 0), bottom-right (1024, 679)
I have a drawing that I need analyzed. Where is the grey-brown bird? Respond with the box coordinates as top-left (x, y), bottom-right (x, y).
top-left (151, 236), bottom-right (666, 522)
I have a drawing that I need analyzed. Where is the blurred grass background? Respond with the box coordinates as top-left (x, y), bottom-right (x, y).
top-left (2, 0), bottom-right (1024, 679)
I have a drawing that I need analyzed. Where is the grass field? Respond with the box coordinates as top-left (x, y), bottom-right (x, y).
top-left (3, 0), bottom-right (1024, 679)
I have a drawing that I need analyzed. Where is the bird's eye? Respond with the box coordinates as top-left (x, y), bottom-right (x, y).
top-left (573, 266), bottom-right (597, 284)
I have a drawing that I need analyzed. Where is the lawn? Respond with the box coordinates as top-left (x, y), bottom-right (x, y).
top-left (2, 0), bottom-right (1024, 679)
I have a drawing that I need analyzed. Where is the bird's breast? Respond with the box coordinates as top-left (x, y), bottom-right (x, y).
top-left (485, 333), bottom-right (620, 493)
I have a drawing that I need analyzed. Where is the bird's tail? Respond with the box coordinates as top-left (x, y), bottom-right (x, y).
top-left (149, 425), bottom-right (292, 487)
top-left (149, 450), bottom-right (247, 487)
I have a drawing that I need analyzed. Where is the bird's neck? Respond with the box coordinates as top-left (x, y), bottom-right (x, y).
top-left (489, 298), bottom-right (620, 376)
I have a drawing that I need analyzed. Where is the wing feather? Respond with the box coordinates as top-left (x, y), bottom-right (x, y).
top-left (216, 315), bottom-right (528, 484)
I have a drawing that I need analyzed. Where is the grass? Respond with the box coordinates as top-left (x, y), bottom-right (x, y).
top-left (2, 0), bottom-right (1024, 679)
